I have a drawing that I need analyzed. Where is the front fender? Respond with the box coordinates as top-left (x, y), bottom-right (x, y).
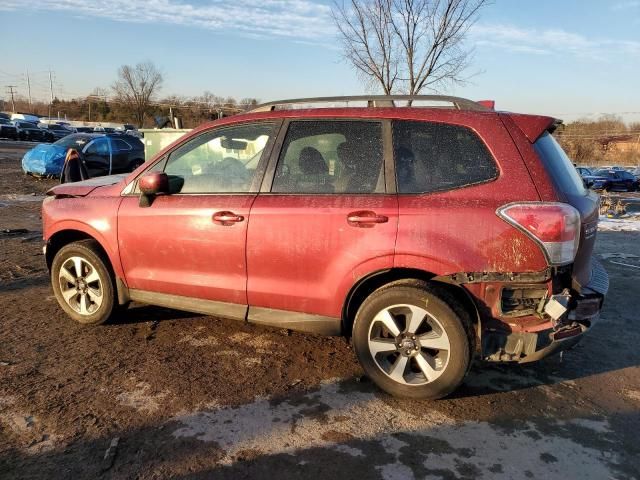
top-left (43, 196), bottom-right (124, 278)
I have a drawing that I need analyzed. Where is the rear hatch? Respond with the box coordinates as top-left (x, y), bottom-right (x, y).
top-left (533, 132), bottom-right (599, 288)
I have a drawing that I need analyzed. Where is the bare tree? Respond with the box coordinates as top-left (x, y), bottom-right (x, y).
top-left (333, 0), bottom-right (489, 95)
top-left (112, 62), bottom-right (163, 127)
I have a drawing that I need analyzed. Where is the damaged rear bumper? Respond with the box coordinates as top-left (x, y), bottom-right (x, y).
top-left (483, 257), bottom-right (609, 363)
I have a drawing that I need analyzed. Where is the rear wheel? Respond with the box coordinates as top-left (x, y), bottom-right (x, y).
top-left (352, 282), bottom-right (471, 399)
top-left (51, 240), bottom-right (115, 325)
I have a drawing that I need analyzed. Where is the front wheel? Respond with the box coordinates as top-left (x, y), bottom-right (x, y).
top-left (352, 282), bottom-right (471, 399)
top-left (51, 240), bottom-right (116, 325)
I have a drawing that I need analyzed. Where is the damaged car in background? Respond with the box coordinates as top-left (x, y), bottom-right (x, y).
top-left (22, 133), bottom-right (144, 178)
top-left (40, 95), bottom-right (608, 400)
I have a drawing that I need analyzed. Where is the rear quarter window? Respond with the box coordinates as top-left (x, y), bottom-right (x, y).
top-left (534, 132), bottom-right (586, 196)
top-left (392, 121), bottom-right (498, 194)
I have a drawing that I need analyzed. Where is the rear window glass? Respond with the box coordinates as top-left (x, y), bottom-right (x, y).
top-left (392, 121), bottom-right (498, 194)
top-left (534, 132), bottom-right (586, 196)
top-left (272, 121), bottom-right (384, 194)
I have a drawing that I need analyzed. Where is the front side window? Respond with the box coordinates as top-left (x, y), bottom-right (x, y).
top-left (271, 121), bottom-right (384, 194)
top-left (55, 135), bottom-right (91, 150)
top-left (163, 122), bottom-right (275, 194)
top-left (85, 138), bottom-right (109, 155)
top-left (393, 121), bottom-right (498, 194)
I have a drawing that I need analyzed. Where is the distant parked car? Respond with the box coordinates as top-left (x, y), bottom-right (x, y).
top-left (591, 169), bottom-right (639, 192)
top-left (22, 133), bottom-right (145, 177)
top-left (0, 118), bottom-right (18, 140)
top-left (39, 123), bottom-right (74, 141)
top-left (93, 126), bottom-right (116, 133)
top-left (11, 113), bottom-right (41, 124)
top-left (575, 166), bottom-right (596, 188)
top-left (75, 127), bottom-right (95, 133)
top-left (13, 121), bottom-right (49, 142)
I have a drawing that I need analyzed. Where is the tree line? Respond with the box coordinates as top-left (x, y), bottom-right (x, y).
top-left (4, 62), bottom-right (258, 128)
top-left (555, 115), bottom-right (640, 166)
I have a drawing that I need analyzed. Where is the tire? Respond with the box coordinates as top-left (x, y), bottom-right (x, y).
top-left (352, 281), bottom-right (471, 399)
top-left (51, 240), bottom-right (116, 325)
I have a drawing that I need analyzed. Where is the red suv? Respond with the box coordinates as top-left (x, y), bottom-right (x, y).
top-left (42, 96), bottom-right (608, 399)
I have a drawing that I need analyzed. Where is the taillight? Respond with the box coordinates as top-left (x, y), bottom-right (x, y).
top-left (497, 202), bottom-right (581, 266)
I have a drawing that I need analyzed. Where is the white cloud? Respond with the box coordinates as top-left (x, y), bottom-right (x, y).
top-left (612, 1), bottom-right (640, 10)
top-left (471, 23), bottom-right (640, 61)
top-left (1, 0), bottom-right (335, 41)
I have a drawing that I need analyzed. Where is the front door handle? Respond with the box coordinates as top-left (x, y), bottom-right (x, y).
top-left (213, 211), bottom-right (245, 225)
top-left (347, 210), bottom-right (389, 227)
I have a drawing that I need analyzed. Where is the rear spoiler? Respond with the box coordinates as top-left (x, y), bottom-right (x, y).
top-left (500, 113), bottom-right (561, 143)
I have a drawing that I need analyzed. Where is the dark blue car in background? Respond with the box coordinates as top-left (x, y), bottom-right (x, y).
top-left (590, 169), bottom-right (639, 192)
top-left (22, 133), bottom-right (145, 177)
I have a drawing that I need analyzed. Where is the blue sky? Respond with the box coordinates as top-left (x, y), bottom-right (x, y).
top-left (1, 0), bottom-right (639, 121)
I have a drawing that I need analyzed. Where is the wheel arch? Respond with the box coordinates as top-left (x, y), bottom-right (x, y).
top-left (342, 268), bottom-right (481, 343)
top-left (46, 229), bottom-right (130, 305)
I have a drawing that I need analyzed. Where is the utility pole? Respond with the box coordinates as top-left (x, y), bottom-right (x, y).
top-left (48, 69), bottom-right (54, 119)
top-left (26, 70), bottom-right (32, 107)
top-left (6, 85), bottom-right (17, 112)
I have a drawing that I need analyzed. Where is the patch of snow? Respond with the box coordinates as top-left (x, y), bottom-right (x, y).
top-left (170, 380), bottom-right (620, 478)
top-left (116, 382), bottom-right (169, 414)
top-left (598, 215), bottom-right (640, 232)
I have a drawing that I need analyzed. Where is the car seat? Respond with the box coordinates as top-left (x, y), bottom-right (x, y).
top-left (297, 147), bottom-right (334, 193)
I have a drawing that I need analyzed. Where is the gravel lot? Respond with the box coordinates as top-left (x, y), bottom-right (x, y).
top-left (1, 140), bottom-right (639, 479)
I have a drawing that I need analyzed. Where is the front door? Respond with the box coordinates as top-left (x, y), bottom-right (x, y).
top-left (118, 122), bottom-right (278, 308)
top-left (246, 120), bottom-right (398, 322)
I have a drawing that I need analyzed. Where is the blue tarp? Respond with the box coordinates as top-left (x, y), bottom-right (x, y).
top-left (22, 144), bottom-right (68, 176)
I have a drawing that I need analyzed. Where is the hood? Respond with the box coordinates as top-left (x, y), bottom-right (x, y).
top-left (46, 174), bottom-right (128, 198)
top-left (22, 144), bottom-right (68, 175)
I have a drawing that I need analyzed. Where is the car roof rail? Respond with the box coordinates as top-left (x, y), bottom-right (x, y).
top-left (248, 95), bottom-right (491, 113)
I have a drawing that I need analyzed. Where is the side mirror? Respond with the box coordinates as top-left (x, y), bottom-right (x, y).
top-left (138, 172), bottom-right (183, 207)
top-left (139, 172), bottom-right (169, 207)
top-left (139, 172), bottom-right (170, 195)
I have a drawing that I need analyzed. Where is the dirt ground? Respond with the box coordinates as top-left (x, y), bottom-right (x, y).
top-left (1, 140), bottom-right (639, 479)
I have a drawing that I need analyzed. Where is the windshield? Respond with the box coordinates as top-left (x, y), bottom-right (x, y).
top-left (54, 135), bottom-right (93, 150)
top-left (534, 132), bottom-right (586, 196)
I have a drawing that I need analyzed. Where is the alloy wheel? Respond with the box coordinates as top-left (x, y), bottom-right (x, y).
top-left (367, 304), bottom-right (451, 385)
top-left (58, 256), bottom-right (104, 315)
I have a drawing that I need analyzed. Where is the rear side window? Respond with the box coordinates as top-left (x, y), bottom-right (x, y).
top-left (271, 121), bottom-right (384, 194)
top-left (114, 138), bottom-right (132, 151)
top-left (393, 121), bottom-right (498, 194)
top-left (534, 132), bottom-right (586, 196)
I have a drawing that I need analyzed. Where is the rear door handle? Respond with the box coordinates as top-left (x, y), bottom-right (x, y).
top-left (213, 211), bottom-right (245, 225)
top-left (347, 210), bottom-right (389, 227)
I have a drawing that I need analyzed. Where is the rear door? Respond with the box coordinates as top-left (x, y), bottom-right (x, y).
top-left (82, 137), bottom-right (111, 176)
top-left (111, 137), bottom-right (133, 172)
top-left (246, 119), bottom-right (398, 326)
